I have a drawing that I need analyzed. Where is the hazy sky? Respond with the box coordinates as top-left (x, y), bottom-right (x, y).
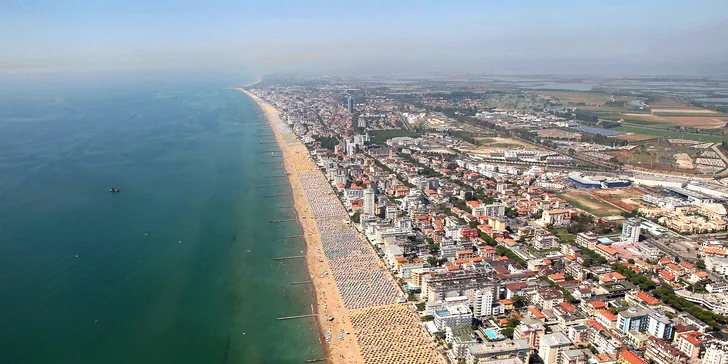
top-left (2, 0), bottom-right (727, 75)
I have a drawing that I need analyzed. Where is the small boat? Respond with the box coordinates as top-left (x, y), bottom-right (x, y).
top-left (109, 187), bottom-right (120, 193)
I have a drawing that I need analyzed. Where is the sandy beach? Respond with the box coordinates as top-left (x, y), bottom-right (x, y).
top-left (239, 88), bottom-right (444, 364)
top-left (240, 89), bottom-right (365, 363)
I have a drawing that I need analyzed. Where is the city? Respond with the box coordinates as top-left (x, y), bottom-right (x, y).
top-left (246, 74), bottom-right (728, 364)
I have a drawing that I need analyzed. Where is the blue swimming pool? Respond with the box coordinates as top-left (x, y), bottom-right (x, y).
top-left (484, 328), bottom-right (498, 339)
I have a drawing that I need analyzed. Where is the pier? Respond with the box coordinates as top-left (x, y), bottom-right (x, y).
top-left (273, 255), bottom-right (305, 260)
top-left (253, 183), bottom-right (288, 187)
top-left (304, 359), bottom-right (327, 363)
top-left (291, 281), bottom-right (312, 285)
top-left (265, 193), bottom-right (291, 197)
top-left (264, 174), bottom-right (287, 178)
top-left (270, 219), bottom-right (297, 223)
top-left (284, 234), bottom-right (303, 239)
top-left (276, 313), bottom-right (322, 321)
top-left (260, 150), bottom-right (281, 153)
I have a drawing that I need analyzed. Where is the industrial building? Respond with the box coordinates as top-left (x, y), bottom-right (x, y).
top-left (568, 172), bottom-right (630, 189)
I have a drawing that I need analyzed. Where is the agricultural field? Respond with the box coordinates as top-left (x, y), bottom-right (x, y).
top-left (663, 117), bottom-right (728, 129)
top-left (590, 188), bottom-right (645, 212)
top-left (536, 129), bottom-right (581, 139)
top-left (646, 96), bottom-right (720, 116)
top-left (538, 91), bottom-right (632, 106)
top-left (614, 125), bottom-right (728, 143)
top-left (614, 133), bottom-right (656, 142)
top-left (558, 191), bottom-right (624, 217)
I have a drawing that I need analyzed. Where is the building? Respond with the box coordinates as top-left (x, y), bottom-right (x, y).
top-left (427, 270), bottom-right (501, 304)
top-left (675, 333), bottom-right (702, 360)
top-left (576, 232), bottom-right (598, 250)
top-left (618, 350), bottom-right (646, 364)
top-left (617, 308), bottom-right (674, 340)
top-left (514, 321), bottom-right (546, 349)
top-left (473, 285), bottom-right (502, 317)
top-left (646, 311), bottom-right (674, 340)
top-left (595, 244), bottom-right (618, 262)
top-left (536, 287), bottom-right (565, 310)
top-left (542, 209), bottom-right (571, 227)
top-left (483, 203), bottom-right (506, 218)
top-left (561, 349), bottom-right (587, 364)
top-left (533, 235), bottom-right (560, 250)
top-left (447, 324), bottom-right (478, 361)
top-left (686, 181), bottom-right (728, 199)
top-left (538, 333), bottom-right (573, 364)
top-left (644, 337), bottom-right (688, 364)
top-left (704, 340), bottom-right (728, 364)
top-left (363, 188), bottom-right (375, 216)
top-left (568, 172), bottom-right (630, 189)
top-left (465, 339), bottom-right (532, 364)
top-left (434, 303), bottom-right (473, 330)
top-left (347, 95), bottom-right (354, 114)
top-left (706, 255), bottom-right (728, 276)
top-left (631, 175), bottom-right (687, 189)
top-left (617, 308), bottom-right (649, 333)
top-left (621, 218), bottom-right (641, 244)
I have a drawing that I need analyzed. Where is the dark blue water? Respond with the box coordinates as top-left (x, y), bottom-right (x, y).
top-left (0, 75), bottom-right (322, 363)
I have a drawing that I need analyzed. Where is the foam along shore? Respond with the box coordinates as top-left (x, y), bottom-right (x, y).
top-left (238, 88), bottom-right (365, 364)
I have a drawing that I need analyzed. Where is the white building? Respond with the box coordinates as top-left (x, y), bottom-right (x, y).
top-left (538, 333), bottom-right (573, 364)
top-left (631, 175), bottom-right (687, 189)
top-left (686, 181), bottom-right (728, 200)
top-left (533, 235), bottom-right (560, 250)
top-left (433, 303), bottom-right (473, 330)
top-left (706, 256), bottom-right (728, 276)
top-left (473, 286), bottom-right (502, 318)
top-left (483, 203), bottom-right (506, 218)
top-left (576, 232), bottom-right (597, 250)
top-left (704, 341), bottom-right (728, 364)
top-left (621, 218), bottom-right (641, 244)
top-left (363, 188), bottom-right (376, 216)
top-left (541, 209), bottom-right (570, 227)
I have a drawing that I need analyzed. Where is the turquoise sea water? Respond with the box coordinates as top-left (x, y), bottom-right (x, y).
top-left (0, 75), bottom-right (323, 363)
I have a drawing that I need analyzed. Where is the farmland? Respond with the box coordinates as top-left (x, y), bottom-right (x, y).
top-left (614, 125), bottom-right (728, 143)
top-left (614, 133), bottom-right (656, 142)
top-left (538, 91), bottom-right (632, 106)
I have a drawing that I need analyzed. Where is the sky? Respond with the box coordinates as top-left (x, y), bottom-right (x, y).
top-left (1, 0), bottom-right (728, 75)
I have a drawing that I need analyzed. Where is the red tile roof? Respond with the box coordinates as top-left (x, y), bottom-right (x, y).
top-left (619, 350), bottom-right (647, 364)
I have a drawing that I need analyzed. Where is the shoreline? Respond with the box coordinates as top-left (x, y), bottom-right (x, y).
top-left (238, 88), bottom-right (365, 364)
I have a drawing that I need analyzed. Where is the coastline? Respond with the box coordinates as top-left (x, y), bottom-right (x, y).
top-left (238, 88), bottom-right (365, 364)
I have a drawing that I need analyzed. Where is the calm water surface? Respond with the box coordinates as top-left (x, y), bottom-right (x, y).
top-left (0, 75), bottom-right (322, 363)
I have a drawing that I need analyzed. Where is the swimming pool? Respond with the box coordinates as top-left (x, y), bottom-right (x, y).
top-left (484, 328), bottom-right (499, 340)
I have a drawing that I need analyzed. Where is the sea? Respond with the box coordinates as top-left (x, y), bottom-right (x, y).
top-left (0, 73), bottom-right (323, 363)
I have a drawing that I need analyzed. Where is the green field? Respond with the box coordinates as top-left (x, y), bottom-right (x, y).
top-left (558, 192), bottom-right (624, 217)
top-left (368, 129), bottom-right (421, 144)
top-left (615, 126), bottom-right (728, 143)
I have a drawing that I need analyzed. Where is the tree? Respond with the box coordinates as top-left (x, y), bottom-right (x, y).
top-left (512, 295), bottom-right (526, 308)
